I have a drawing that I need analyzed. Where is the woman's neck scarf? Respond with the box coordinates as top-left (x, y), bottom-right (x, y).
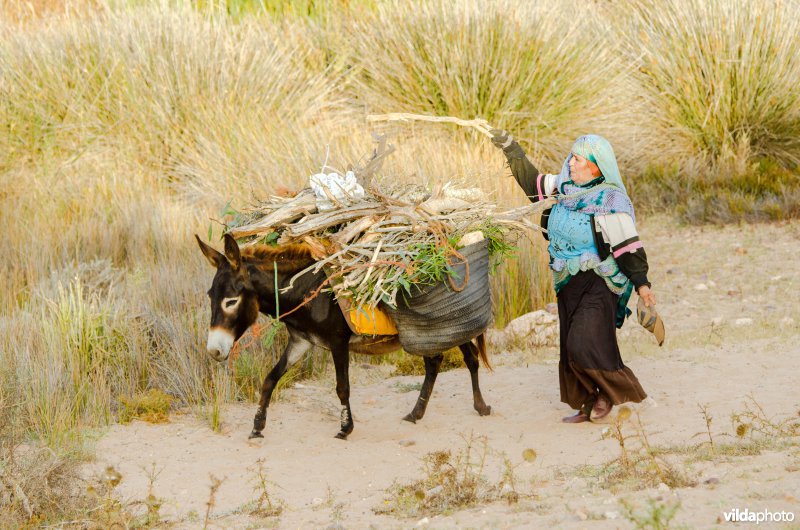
top-left (555, 134), bottom-right (635, 221)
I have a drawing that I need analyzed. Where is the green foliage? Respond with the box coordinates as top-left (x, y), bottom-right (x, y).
top-left (479, 220), bottom-right (517, 274)
top-left (399, 243), bottom-right (455, 291)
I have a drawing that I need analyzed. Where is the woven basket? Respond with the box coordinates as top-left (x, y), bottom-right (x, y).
top-left (383, 239), bottom-right (492, 355)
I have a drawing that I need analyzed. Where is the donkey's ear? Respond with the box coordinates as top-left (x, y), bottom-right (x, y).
top-left (195, 234), bottom-right (227, 268)
top-left (223, 233), bottom-right (242, 270)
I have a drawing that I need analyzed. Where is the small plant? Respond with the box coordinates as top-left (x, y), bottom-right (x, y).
top-left (118, 389), bottom-right (173, 424)
top-left (127, 463), bottom-right (165, 527)
top-left (248, 459), bottom-right (284, 518)
top-left (204, 474), bottom-right (225, 529)
top-left (498, 450), bottom-right (531, 505)
top-left (732, 394), bottom-right (800, 439)
top-left (594, 407), bottom-right (697, 491)
top-left (694, 403), bottom-right (715, 455)
top-left (205, 368), bottom-right (235, 432)
top-left (621, 497), bottom-right (685, 530)
top-left (377, 434), bottom-right (492, 517)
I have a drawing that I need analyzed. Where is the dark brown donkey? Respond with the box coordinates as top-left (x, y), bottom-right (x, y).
top-left (196, 233), bottom-right (492, 439)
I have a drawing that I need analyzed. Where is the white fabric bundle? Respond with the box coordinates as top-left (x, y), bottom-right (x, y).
top-left (309, 171), bottom-right (365, 211)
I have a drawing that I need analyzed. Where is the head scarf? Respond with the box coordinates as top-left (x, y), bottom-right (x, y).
top-left (555, 134), bottom-right (634, 220)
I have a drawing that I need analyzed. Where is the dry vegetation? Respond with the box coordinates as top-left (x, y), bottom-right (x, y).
top-left (1, 0), bottom-right (799, 525)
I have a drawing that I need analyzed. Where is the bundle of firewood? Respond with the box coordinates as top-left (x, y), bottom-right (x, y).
top-left (224, 137), bottom-right (553, 309)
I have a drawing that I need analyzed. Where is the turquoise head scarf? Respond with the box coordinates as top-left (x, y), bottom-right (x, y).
top-left (569, 134), bottom-right (626, 193)
top-left (555, 134), bottom-right (634, 221)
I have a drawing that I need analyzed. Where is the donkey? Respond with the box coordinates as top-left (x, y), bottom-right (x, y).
top-left (196, 233), bottom-right (492, 439)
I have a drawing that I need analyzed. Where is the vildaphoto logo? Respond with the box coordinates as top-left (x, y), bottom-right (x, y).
top-left (723, 508), bottom-right (795, 524)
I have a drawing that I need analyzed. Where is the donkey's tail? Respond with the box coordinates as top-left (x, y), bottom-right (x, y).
top-left (475, 333), bottom-right (492, 371)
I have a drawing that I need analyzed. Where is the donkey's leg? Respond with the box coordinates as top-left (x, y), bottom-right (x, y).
top-left (459, 342), bottom-right (491, 416)
top-left (250, 335), bottom-right (311, 439)
top-left (404, 354), bottom-right (444, 423)
top-left (331, 341), bottom-right (353, 440)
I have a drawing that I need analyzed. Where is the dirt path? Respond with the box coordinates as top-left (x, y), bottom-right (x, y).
top-left (91, 218), bottom-right (800, 529)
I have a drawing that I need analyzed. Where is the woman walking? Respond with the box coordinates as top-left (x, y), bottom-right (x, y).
top-left (491, 130), bottom-right (661, 423)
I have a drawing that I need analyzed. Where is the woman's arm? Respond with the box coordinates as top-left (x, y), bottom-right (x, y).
top-left (595, 213), bottom-right (653, 298)
top-left (490, 129), bottom-right (555, 203)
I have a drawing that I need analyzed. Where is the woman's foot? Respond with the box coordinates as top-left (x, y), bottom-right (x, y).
top-left (590, 394), bottom-right (613, 421)
top-left (561, 410), bottom-right (590, 423)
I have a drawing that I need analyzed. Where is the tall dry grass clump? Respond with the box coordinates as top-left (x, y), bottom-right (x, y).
top-left (614, 0), bottom-right (800, 173)
top-left (344, 0), bottom-right (630, 168)
top-left (0, 6), bottom-right (353, 203)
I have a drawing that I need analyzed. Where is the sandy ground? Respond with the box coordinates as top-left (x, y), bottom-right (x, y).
top-left (91, 217), bottom-right (800, 529)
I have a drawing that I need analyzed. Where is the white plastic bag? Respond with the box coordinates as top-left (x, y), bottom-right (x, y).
top-left (308, 171), bottom-right (365, 211)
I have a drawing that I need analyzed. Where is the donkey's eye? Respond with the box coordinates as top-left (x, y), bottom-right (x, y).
top-left (222, 297), bottom-right (241, 312)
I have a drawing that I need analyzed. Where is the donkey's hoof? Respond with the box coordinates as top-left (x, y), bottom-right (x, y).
top-left (335, 431), bottom-right (349, 440)
top-left (248, 430), bottom-right (264, 439)
top-left (403, 413), bottom-right (417, 424)
top-left (477, 405), bottom-right (492, 416)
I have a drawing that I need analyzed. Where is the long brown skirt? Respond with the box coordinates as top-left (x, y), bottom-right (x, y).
top-left (558, 270), bottom-right (647, 411)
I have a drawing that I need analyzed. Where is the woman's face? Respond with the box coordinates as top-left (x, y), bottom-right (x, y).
top-left (569, 153), bottom-right (601, 184)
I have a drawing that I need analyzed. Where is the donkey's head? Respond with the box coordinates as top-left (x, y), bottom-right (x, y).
top-left (195, 234), bottom-right (260, 362)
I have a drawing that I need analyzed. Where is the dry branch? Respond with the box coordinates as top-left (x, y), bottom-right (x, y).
top-left (367, 113), bottom-right (494, 137)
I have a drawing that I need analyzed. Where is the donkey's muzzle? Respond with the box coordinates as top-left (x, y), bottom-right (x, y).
top-left (206, 328), bottom-right (235, 362)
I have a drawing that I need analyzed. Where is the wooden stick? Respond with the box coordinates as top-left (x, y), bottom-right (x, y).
top-left (367, 113), bottom-right (495, 138)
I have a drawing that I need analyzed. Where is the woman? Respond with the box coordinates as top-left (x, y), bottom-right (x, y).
top-left (491, 130), bottom-right (658, 423)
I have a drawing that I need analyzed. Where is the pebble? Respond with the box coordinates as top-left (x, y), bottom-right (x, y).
top-left (425, 486), bottom-right (443, 497)
top-left (326, 524), bottom-right (345, 530)
top-left (694, 283), bottom-right (709, 291)
top-left (734, 318), bottom-right (754, 326)
top-left (711, 317), bottom-right (724, 326)
top-left (398, 439), bottom-right (416, 447)
top-left (704, 477), bottom-right (720, 485)
top-left (604, 511), bottom-right (620, 520)
top-left (575, 509), bottom-right (588, 521)
top-left (416, 517), bottom-right (430, 526)
top-left (781, 317), bottom-right (795, 326)
top-left (657, 482), bottom-right (670, 492)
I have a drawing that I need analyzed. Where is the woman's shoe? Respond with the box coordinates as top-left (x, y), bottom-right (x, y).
top-left (561, 411), bottom-right (590, 423)
top-left (590, 394), bottom-right (613, 421)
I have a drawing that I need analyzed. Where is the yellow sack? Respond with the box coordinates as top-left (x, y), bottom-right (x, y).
top-left (348, 305), bottom-right (398, 336)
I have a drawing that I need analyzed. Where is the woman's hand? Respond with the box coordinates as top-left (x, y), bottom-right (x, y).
top-left (638, 285), bottom-right (656, 307)
top-left (490, 129), bottom-right (514, 150)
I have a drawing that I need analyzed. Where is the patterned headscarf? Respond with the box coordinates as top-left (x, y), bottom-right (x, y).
top-left (554, 134), bottom-right (634, 221)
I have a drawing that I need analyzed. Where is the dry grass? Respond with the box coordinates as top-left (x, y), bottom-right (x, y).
top-left (611, 0), bottom-right (800, 172)
top-left (376, 434), bottom-right (504, 517)
top-left (577, 408), bottom-right (698, 492)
